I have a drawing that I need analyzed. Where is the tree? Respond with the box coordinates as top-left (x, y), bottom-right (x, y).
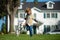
top-left (0, 0), bottom-right (7, 34)
top-left (0, 0), bottom-right (20, 33)
top-left (0, 0), bottom-right (7, 19)
top-left (22, 0), bottom-right (26, 3)
top-left (6, 0), bottom-right (20, 33)
top-left (34, 0), bottom-right (38, 5)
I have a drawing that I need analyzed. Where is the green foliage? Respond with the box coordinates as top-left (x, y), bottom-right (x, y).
top-left (7, 0), bottom-right (20, 11)
top-left (34, 0), bottom-right (38, 5)
top-left (0, 0), bottom-right (7, 19)
top-left (22, 0), bottom-right (26, 3)
top-left (0, 0), bottom-right (20, 19)
top-left (2, 23), bottom-right (6, 34)
top-left (0, 0), bottom-right (20, 33)
top-left (20, 30), bottom-right (26, 34)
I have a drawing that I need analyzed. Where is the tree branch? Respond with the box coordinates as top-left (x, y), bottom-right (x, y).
top-left (7, 4), bottom-right (11, 15)
top-left (13, 7), bottom-right (18, 15)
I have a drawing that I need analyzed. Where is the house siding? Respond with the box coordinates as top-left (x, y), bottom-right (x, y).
top-left (32, 8), bottom-right (60, 34)
top-left (13, 8), bottom-right (60, 34)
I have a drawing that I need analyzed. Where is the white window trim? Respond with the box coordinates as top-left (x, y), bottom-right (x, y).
top-left (46, 1), bottom-right (55, 9)
top-left (20, 12), bottom-right (25, 18)
top-left (51, 12), bottom-right (57, 18)
top-left (44, 12), bottom-right (57, 18)
top-left (44, 12), bottom-right (50, 18)
top-left (47, 4), bottom-right (53, 9)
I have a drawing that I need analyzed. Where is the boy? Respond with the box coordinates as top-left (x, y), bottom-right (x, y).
top-left (25, 8), bottom-right (34, 36)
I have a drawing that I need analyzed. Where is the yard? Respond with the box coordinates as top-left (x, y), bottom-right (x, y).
top-left (0, 34), bottom-right (60, 40)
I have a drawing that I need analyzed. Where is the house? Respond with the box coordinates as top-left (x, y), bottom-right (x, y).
top-left (7, 1), bottom-right (60, 34)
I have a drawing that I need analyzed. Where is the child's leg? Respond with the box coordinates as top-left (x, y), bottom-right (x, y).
top-left (26, 26), bottom-right (29, 31)
top-left (29, 26), bottom-right (33, 36)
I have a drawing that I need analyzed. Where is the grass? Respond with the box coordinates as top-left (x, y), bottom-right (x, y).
top-left (0, 34), bottom-right (60, 40)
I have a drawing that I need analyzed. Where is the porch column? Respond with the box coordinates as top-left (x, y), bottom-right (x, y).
top-left (7, 15), bottom-right (10, 32)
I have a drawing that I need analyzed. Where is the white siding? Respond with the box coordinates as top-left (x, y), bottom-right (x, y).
top-left (14, 17), bottom-right (18, 31)
top-left (31, 8), bottom-right (60, 34)
top-left (13, 8), bottom-right (60, 34)
top-left (57, 13), bottom-right (60, 29)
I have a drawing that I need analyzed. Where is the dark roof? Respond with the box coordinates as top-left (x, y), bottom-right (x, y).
top-left (22, 2), bottom-right (60, 10)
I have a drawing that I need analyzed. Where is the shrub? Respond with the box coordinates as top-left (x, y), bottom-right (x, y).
top-left (2, 23), bottom-right (6, 34)
top-left (20, 30), bottom-right (26, 34)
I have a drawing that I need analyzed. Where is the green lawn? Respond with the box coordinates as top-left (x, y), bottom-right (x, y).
top-left (0, 34), bottom-right (60, 40)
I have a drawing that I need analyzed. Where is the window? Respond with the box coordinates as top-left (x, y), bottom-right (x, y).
top-left (20, 13), bottom-right (25, 18)
top-left (44, 12), bottom-right (57, 18)
top-left (46, 1), bottom-right (55, 9)
top-left (52, 25), bottom-right (56, 30)
top-left (55, 25), bottom-right (58, 29)
top-left (44, 25), bottom-right (58, 33)
top-left (51, 13), bottom-right (57, 18)
top-left (44, 13), bottom-right (46, 18)
top-left (20, 13), bottom-right (24, 18)
top-left (34, 13), bottom-right (36, 19)
top-left (51, 25), bottom-right (59, 32)
top-left (44, 13), bottom-right (50, 18)
top-left (47, 25), bottom-right (50, 32)
top-left (44, 25), bottom-right (47, 33)
top-left (51, 13), bottom-right (55, 18)
top-left (56, 13), bottom-right (57, 18)
top-left (44, 25), bottom-right (50, 33)
top-left (49, 3), bottom-right (52, 7)
top-left (47, 13), bottom-right (50, 18)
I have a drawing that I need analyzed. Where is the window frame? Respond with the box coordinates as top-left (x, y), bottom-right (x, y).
top-left (44, 25), bottom-right (50, 33)
top-left (47, 13), bottom-right (50, 18)
top-left (34, 13), bottom-right (36, 19)
top-left (51, 12), bottom-right (57, 18)
top-left (20, 12), bottom-right (25, 18)
top-left (44, 13), bottom-right (50, 18)
top-left (44, 12), bottom-right (57, 18)
top-left (49, 3), bottom-right (52, 7)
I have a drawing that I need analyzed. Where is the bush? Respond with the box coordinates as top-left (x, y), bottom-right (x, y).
top-left (20, 30), bottom-right (26, 34)
top-left (0, 31), bottom-right (1, 34)
top-left (2, 23), bottom-right (6, 34)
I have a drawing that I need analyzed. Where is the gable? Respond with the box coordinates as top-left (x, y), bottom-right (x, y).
top-left (45, 1), bottom-right (55, 9)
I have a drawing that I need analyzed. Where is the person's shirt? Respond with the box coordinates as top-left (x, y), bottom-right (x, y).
top-left (26, 14), bottom-right (34, 26)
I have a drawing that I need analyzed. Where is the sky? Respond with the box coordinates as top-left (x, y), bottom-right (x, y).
top-left (0, 0), bottom-right (60, 31)
top-left (21, 0), bottom-right (60, 2)
top-left (0, 17), bottom-right (5, 31)
top-left (0, 20), bottom-right (3, 31)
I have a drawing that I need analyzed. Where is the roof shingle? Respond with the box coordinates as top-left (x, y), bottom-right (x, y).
top-left (22, 2), bottom-right (60, 10)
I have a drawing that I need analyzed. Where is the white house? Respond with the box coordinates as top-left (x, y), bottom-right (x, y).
top-left (31, 7), bottom-right (60, 34)
top-left (7, 1), bottom-right (60, 34)
top-left (31, 1), bottom-right (60, 34)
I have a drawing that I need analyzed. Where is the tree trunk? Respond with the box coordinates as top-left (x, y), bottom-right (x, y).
top-left (7, 4), bottom-right (18, 33)
top-left (9, 8), bottom-right (18, 33)
top-left (9, 14), bottom-right (14, 33)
